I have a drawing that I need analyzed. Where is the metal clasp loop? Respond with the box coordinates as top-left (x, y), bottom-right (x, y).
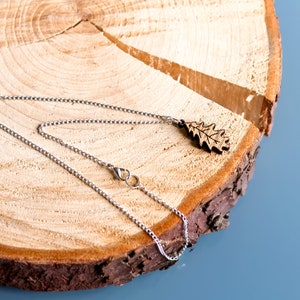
top-left (125, 174), bottom-right (141, 189)
top-left (113, 167), bottom-right (141, 189)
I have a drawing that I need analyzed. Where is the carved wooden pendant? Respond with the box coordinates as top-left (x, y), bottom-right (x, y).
top-left (180, 120), bottom-right (230, 154)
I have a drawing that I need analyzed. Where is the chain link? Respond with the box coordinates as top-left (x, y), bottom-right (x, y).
top-left (0, 95), bottom-right (189, 261)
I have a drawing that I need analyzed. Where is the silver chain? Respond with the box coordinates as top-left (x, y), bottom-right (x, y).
top-left (0, 95), bottom-right (189, 261)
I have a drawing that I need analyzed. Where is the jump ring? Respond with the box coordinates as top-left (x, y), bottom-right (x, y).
top-left (125, 174), bottom-right (141, 189)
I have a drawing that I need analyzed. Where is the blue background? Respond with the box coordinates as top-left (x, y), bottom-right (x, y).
top-left (0, 1), bottom-right (298, 299)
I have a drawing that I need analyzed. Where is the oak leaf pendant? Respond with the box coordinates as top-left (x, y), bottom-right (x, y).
top-left (180, 120), bottom-right (230, 154)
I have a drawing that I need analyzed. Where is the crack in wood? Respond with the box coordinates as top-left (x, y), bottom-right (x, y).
top-left (43, 19), bottom-right (84, 42)
top-left (7, 19), bottom-right (83, 47)
top-left (87, 20), bottom-right (272, 133)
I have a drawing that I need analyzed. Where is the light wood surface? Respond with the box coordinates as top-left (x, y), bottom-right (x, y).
top-left (0, 0), bottom-right (281, 290)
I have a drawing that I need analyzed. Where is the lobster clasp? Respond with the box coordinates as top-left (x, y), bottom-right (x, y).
top-left (113, 167), bottom-right (130, 181)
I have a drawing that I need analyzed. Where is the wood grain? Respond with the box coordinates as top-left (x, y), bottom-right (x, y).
top-left (0, 0), bottom-right (281, 290)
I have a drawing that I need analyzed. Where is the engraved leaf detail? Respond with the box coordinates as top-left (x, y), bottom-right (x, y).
top-left (182, 120), bottom-right (230, 154)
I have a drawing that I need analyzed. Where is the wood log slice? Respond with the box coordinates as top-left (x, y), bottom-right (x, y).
top-left (0, 0), bottom-right (281, 291)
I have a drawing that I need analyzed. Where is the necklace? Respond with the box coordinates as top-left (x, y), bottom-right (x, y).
top-left (0, 95), bottom-right (230, 261)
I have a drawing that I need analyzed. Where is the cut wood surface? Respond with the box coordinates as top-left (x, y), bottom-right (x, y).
top-left (0, 0), bottom-right (281, 291)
